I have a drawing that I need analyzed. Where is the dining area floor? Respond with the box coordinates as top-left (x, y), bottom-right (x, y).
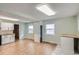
top-left (0, 39), bottom-right (57, 55)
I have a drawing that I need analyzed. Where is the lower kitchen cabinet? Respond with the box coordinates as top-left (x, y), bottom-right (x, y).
top-left (0, 34), bottom-right (15, 45)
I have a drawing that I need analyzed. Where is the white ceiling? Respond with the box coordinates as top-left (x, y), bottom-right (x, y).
top-left (0, 3), bottom-right (79, 22)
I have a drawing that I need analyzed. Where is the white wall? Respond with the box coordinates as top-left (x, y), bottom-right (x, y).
top-left (24, 16), bottom-right (77, 44)
top-left (33, 21), bottom-right (42, 42)
top-left (24, 21), bottom-right (42, 42)
top-left (24, 23), bottom-right (34, 39)
top-left (43, 16), bottom-right (77, 44)
top-left (19, 23), bottom-right (26, 39)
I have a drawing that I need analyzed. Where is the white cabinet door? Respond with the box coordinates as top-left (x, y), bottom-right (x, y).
top-left (61, 37), bottom-right (74, 55)
top-left (2, 35), bottom-right (8, 44)
top-left (2, 36), bottom-right (5, 44)
top-left (6, 35), bottom-right (14, 43)
top-left (1, 23), bottom-right (8, 30)
top-left (7, 35), bottom-right (10, 43)
top-left (10, 35), bottom-right (15, 42)
top-left (8, 23), bottom-right (14, 30)
top-left (1, 22), bottom-right (14, 30)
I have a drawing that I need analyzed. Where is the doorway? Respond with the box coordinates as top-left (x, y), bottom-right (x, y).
top-left (40, 25), bottom-right (43, 43)
top-left (13, 24), bottom-right (19, 41)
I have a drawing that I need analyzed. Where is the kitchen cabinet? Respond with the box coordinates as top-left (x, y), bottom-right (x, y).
top-left (0, 22), bottom-right (14, 30)
top-left (60, 34), bottom-right (79, 54)
top-left (0, 22), bottom-right (15, 45)
top-left (0, 34), bottom-right (15, 45)
top-left (61, 37), bottom-right (74, 54)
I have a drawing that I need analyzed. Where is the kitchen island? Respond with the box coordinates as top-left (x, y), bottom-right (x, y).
top-left (61, 34), bottom-right (79, 54)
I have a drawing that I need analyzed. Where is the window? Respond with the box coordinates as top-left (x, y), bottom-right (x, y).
top-left (46, 24), bottom-right (55, 35)
top-left (28, 25), bottom-right (33, 33)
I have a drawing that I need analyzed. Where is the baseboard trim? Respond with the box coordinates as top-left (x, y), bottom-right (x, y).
top-left (24, 38), bottom-right (34, 41)
top-left (42, 41), bottom-right (57, 45)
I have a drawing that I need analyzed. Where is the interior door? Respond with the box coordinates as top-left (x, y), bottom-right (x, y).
top-left (13, 24), bottom-right (19, 41)
top-left (40, 25), bottom-right (43, 43)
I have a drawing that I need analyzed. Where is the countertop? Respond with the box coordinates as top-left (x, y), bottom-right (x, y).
top-left (0, 33), bottom-right (15, 35)
top-left (61, 34), bottom-right (79, 38)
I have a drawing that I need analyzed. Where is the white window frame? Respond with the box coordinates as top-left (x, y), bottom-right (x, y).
top-left (46, 24), bottom-right (55, 35)
top-left (28, 25), bottom-right (33, 33)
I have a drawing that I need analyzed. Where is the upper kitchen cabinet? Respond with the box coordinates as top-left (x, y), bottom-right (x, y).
top-left (7, 23), bottom-right (14, 30)
top-left (0, 22), bottom-right (14, 30)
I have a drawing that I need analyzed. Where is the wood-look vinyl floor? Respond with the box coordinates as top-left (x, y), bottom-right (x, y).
top-left (0, 39), bottom-right (57, 55)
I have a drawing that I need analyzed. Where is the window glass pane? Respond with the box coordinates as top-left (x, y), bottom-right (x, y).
top-left (46, 24), bottom-right (55, 35)
top-left (28, 25), bottom-right (33, 33)
top-left (29, 25), bottom-right (33, 29)
top-left (46, 24), bottom-right (55, 29)
top-left (46, 30), bottom-right (55, 35)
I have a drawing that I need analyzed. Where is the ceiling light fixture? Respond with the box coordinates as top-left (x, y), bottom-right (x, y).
top-left (0, 16), bottom-right (19, 21)
top-left (20, 20), bottom-right (31, 23)
top-left (36, 4), bottom-right (56, 16)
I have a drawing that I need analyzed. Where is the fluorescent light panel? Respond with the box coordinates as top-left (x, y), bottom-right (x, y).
top-left (0, 16), bottom-right (19, 21)
top-left (36, 4), bottom-right (56, 16)
top-left (0, 16), bottom-right (31, 23)
top-left (20, 20), bottom-right (30, 23)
